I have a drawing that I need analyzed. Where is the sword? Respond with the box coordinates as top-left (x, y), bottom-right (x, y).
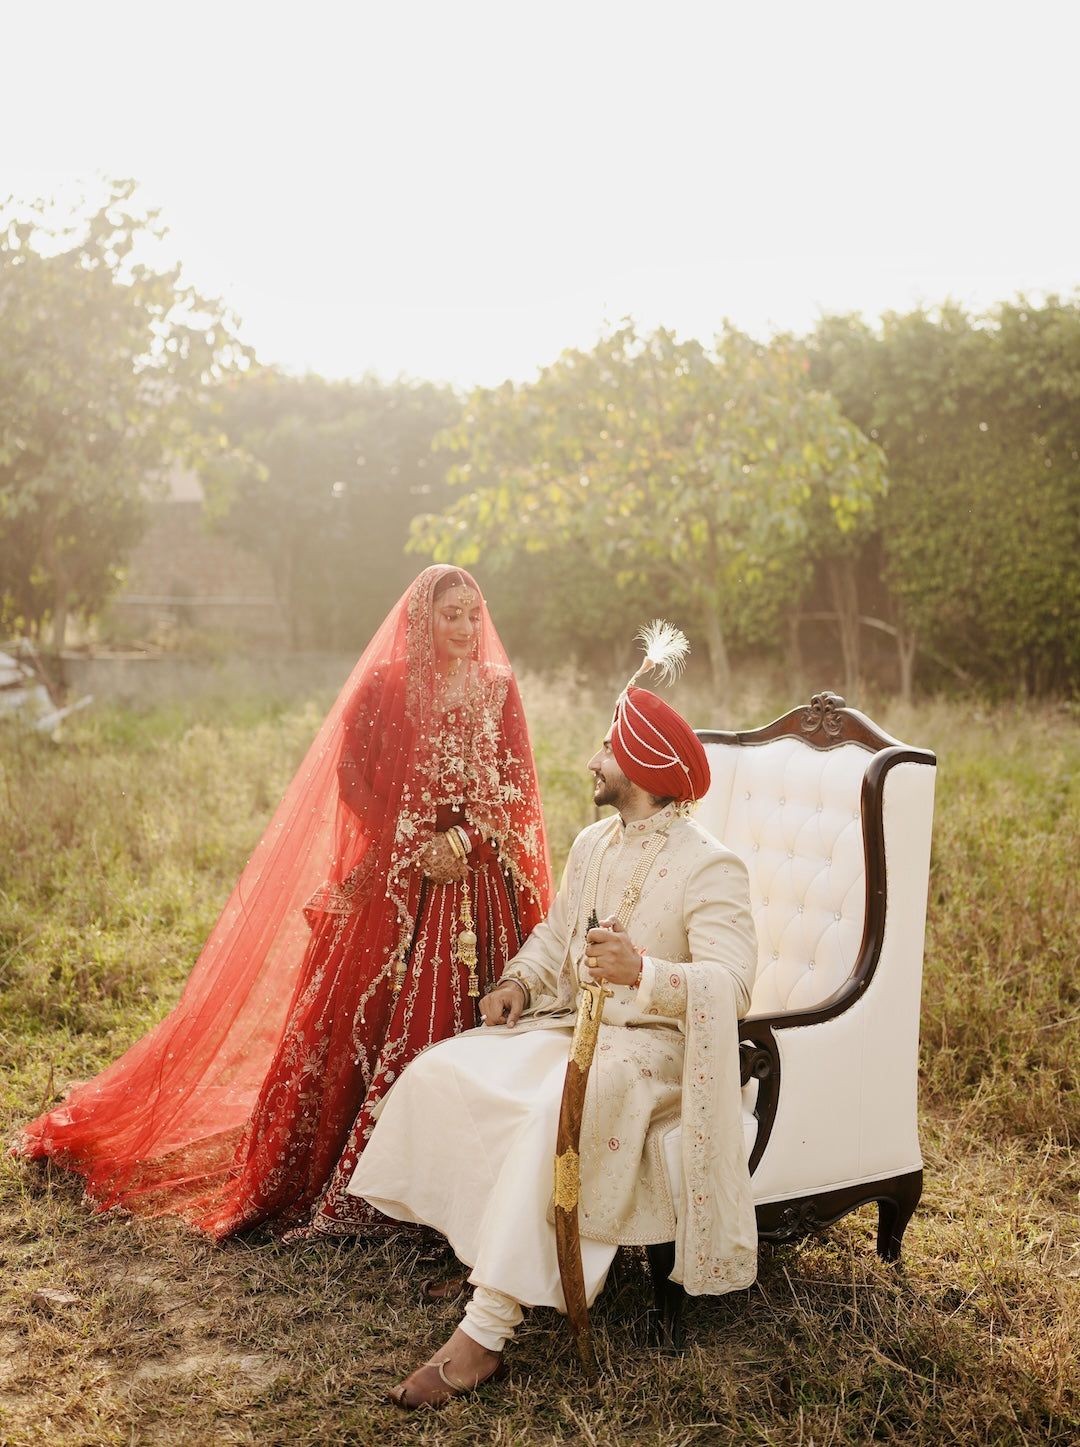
top-left (553, 911), bottom-right (612, 1380)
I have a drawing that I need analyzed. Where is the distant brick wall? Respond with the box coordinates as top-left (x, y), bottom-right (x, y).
top-left (60, 651), bottom-right (356, 708)
top-left (108, 501), bottom-right (288, 644)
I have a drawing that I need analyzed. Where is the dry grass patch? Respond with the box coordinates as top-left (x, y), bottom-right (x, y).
top-left (3, 1131), bottom-right (1078, 1445)
top-left (2, 690), bottom-right (1080, 1444)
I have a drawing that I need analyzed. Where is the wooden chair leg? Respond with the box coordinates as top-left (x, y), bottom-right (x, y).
top-left (876, 1169), bottom-right (923, 1261)
top-left (645, 1241), bottom-right (685, 1352)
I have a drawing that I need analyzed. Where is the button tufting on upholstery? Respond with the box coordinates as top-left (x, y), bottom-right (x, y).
top-left (671, 722), bottom-right (935, 1260)
top-left (708, 731), bottom-right (884, 1018)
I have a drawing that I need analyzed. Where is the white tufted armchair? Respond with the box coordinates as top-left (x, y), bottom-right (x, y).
top-left (646, 691), bottom-right (937, 1346)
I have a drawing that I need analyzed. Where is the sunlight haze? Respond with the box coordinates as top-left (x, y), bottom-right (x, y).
top-left (4, 0), bottom-right (1078, 389)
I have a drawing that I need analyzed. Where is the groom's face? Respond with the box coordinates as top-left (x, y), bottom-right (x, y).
top-left (587, 737), bottom-right (635, 812)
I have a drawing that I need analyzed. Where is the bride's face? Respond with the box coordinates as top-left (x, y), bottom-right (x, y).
top-left (432, 585), bottom-right (482, 667)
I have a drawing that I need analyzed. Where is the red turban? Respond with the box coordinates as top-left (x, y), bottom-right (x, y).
top-left (610, 687), bottom-right (710, 803)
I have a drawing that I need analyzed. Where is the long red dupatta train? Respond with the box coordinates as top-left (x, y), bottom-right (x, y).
top-left (16, 566), bottom-right (553, 1237)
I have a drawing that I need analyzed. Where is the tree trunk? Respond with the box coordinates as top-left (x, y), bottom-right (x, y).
top-left (828, 557), bottom-right (861, 703)
top-left (702, 609), bottom-right (731, 700)
top-left (49, 594), bottom-right (69, 651)
top-left (785, 612), bottom-right (804, 698)
top-left (897, 625), bottom-right (917, 705)
top-left (40, 510), bottom-right (69, 651)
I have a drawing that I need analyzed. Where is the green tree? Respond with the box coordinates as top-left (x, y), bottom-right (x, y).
top-left (412, 324), bottom-right (886, 694)
top-left (808, 300), bottom-right (1080, 697)
top-left (0, 180), bottom-right (248, 647)
top-left (983, 297), bottom-right (1080, 693)
top-left (205, 368), bottom-right (460, 650)
top-left (471, 543), bottom-right (670, 679)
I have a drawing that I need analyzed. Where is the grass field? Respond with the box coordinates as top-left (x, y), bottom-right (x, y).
top-left (1, 679), bottom-right (1078, 1446)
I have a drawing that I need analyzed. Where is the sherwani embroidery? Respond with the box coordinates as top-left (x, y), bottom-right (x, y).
top-left (349, 803), bottom-right (758, 1305)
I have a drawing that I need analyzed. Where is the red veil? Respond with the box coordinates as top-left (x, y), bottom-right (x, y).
top-left (17, 566), bottom-right (553, 1233)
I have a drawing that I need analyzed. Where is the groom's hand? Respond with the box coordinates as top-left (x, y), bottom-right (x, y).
top-left (480, 980), bottom-right (527, 1028)
top-left (583, 915), bottom-right (641, 986)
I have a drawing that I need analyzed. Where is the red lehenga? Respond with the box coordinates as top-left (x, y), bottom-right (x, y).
top-left (15, 566), bottom-right (553, 1239)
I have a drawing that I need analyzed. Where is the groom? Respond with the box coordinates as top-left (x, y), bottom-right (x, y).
top-left (349, 683), bottom-right (759, 1408)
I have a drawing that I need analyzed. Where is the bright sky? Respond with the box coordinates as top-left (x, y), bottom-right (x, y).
top-left (5, 0), bottom-right (1079, 392)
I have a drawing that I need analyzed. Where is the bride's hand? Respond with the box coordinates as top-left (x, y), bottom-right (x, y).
top-left (418, 833), bottom-right (468, 884)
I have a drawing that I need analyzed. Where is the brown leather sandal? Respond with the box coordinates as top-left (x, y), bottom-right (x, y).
top-left (388, 1354), bottom-right (506, 1409)
top-left (419, 1274), bottom-right (469, 1303)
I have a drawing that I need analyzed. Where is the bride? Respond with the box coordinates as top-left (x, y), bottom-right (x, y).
top-left (16, 565), bottom-right (552, 1239)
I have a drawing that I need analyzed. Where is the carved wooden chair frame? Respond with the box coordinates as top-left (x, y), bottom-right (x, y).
top-left (645, 691), bottom-right (936, 1349)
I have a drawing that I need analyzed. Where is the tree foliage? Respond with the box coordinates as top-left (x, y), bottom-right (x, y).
top-left (206, 368), bottom-right (460, 650)
top-left (0, 180), bottom-right (248, 646)
top-left (412, 324), bottom-right (886, 691)
top-left (807, 299), bottom-right (1080, 696)
top-left (9, 175), bottom-right (1079, 699)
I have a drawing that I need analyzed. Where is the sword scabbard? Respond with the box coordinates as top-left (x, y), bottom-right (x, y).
top-left (554, 978), bottom-right (612, 1379)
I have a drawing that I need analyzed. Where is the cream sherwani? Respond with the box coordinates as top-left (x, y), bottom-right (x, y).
top-left (348, 804), bottom-right (759, 1311)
